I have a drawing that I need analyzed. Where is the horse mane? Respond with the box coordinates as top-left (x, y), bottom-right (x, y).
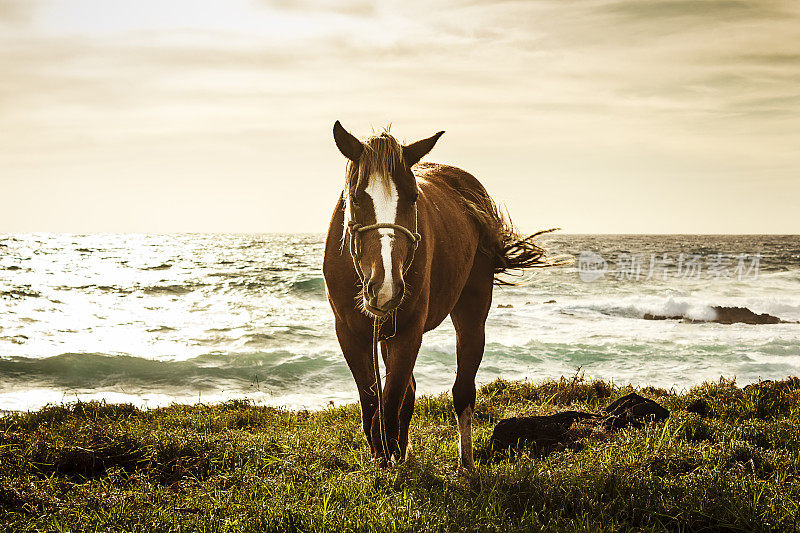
top-left (341, 129), bottom-right (404, 250)
top-left (343, 129), bottom-right (403, 196)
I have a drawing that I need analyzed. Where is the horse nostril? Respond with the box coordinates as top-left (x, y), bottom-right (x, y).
top-left (365, 280), bottom-right (378, 299)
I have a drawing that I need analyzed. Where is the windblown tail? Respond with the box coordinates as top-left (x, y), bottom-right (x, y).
top-left (459, 187), bottom-right (569, 285)
top-left (494, 225), bottom-right (563, 285)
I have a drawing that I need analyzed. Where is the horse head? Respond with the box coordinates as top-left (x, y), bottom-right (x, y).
top-left (333, 121), bottom-right (443, 318)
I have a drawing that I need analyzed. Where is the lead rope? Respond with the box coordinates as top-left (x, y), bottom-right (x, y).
top-left (347, 203), bottom-right (420, 462)
top-left (372, 317), bottom-right (390, 459)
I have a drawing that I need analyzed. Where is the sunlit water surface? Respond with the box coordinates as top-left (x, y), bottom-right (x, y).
top-left (1, 233), bottom-right (799, 411)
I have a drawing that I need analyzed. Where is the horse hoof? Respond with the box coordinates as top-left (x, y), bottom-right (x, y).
top-left (459, 460), bottom-right (476, 472)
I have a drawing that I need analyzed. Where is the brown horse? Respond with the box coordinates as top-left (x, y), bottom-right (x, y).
top-left (323, 121), bottom-right (554, 468)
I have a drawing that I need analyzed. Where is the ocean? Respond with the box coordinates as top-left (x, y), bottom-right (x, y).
top-left (1, 233), bottom-right (799, 412)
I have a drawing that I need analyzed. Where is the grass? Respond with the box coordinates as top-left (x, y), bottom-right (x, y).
top-left (1, 375), bottom-right (799, 532)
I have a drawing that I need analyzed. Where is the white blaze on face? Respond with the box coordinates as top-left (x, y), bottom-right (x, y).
top-left (364, 173), bottom-right (399, 308)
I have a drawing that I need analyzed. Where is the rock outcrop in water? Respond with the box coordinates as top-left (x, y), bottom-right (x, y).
top-left (643, 305), bottom-right (788, 325)
top-left (490, 392), bottom-right (669, 454)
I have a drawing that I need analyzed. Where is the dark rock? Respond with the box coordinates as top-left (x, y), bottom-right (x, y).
top-left (643, 306), bottom-right (786, 325)
top-left (605, 392), bottom-right (669, 419)
top-left (491, 393), bottom-right (670, 455)
top-left (497, 304), bottom-right (513, 309)
top-left (543, 300), bottom-right (557, 304)
top-left (144, 263), bottom-right (172, 271)
top-left (686, 398), bottom-right (709, 417)
top-left (603, 392), bottom-right (670, 428)
top-left (709, 306), bottom-right (781, 325)
top-left (643, 313), bottom-right (682, 321)
top-left (490, 411), bottom-right (598, 453)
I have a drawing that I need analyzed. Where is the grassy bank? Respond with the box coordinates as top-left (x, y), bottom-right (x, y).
top-left (1, 375), bottom-right (799, 532)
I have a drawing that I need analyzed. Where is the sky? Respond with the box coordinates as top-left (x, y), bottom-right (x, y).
top-left (1, 0), bottom-right (798, 234)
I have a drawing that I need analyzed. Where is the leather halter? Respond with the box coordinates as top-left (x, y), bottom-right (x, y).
top-left (347, 208), bottom-right (421, 285)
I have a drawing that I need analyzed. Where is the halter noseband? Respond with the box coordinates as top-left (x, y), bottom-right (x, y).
top-left (347, 208), bottom-right (421, 284)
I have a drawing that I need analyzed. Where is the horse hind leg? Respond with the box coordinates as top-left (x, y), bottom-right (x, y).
top-left (449, 254), bottom-right (493, 469)
top-left (451, 320), bottom-right (485, 469)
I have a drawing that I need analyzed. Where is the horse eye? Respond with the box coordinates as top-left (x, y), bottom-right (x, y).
top-left (412, 192), bottom-right (419, 203)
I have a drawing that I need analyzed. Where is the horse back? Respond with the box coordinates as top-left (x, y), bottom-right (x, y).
top-left (413, 162), bottom-right (491, 203)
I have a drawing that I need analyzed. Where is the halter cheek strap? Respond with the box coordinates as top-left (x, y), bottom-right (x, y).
top-left (347, 210), bottom-right (421, 284)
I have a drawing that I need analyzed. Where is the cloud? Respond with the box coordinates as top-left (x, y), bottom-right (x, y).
top-left (0, 0), bottom-right (798, 232)
top-left (0, 0), bottom-right (37, 24)
top-left (600, 0), bottom-right (788, 21)
top-left (261, 0), bottom-right (377, 17)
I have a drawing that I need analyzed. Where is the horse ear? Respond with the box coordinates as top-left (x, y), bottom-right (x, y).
top-left (333, 120), bottom-right (363, 162)
top-left (403, 131), bottom-right (445, 167)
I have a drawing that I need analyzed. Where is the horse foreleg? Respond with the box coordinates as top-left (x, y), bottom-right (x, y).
top-left (334, 320), bottom-right (379, 455)
top-left (376, 331), bottom-right (422, 463)
top-left (398, 374), bottom-right (416, 460)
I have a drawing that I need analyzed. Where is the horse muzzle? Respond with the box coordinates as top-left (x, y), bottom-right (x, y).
top-left (365, 278), bottom-right (405, 315)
